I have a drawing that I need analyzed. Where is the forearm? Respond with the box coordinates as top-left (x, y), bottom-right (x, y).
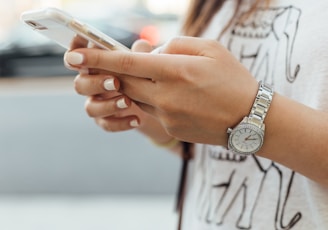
top-left (258, 93), bottom-right (328, 186)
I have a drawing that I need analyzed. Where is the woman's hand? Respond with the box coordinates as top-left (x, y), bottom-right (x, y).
top-left (64, 36), bottom-right (259, 146)
top-left (66, 40), bottom-right (178, 146)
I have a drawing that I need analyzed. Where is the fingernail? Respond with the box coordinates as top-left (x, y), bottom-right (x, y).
top-left (116, 98), bottom-right (128, 109)
top-left (130, 119), bottom-right (139, 127)
top-left (151, 46), bottom-right (162, 54)
top-left (104, 78), bottom-right (116, 91)
top-left (65, 52), bottom-right (84, 65)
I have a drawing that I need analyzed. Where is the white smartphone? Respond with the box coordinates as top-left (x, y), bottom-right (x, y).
top-left (21, 7), bottom-right (130, 51)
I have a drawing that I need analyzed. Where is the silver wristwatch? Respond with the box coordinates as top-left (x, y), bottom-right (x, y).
top-left (227, 81), bottom-right (274, 155)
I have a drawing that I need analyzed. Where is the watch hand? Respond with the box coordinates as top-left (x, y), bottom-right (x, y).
top-left (245, 135), bottom-right (257, 141)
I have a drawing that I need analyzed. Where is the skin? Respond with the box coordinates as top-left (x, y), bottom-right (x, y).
top-left (65, 36), bottom-right (328, 187)
top-left (68, 39), bottom-right (181, 149)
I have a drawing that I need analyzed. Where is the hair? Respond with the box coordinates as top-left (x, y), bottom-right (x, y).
top-left (182, 0), bottom-right (270, 37)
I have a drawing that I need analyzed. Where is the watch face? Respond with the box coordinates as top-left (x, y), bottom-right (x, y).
top-left (228, 124), bottom-right (264, 155)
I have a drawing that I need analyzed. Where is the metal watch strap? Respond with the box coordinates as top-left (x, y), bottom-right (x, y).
top-left (248, 81), bottom-right (274, 128)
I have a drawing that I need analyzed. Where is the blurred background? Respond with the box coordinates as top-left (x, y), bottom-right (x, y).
top-left (0, 0), bottom-right (188, 229)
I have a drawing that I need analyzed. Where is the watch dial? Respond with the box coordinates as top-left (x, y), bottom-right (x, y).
top-left (231, 127), bottom-right (263, 154)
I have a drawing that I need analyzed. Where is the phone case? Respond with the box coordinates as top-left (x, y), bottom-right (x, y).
top-left (21, 7), bottom-right (129, 51)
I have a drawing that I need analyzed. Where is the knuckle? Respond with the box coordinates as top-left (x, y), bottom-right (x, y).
top-left (204, 40), bottom-right (223, 57)
top-left (157, 62), bottom-right (186, 83)
top-left (74, 74), bottom-right (104, 96)
top-left (96, 119), bottom-right (114, 132)
top-left (118, 53), bottom-right (134, 73)
top-left (173, 66), bottom-right (188, 80)
top-left (91, 51), bottom-right (102, 67)
top-left (84, 98), bottom-right (95, 117)
top-left (90, 77), bottom-right (101, 93)
top-left (101, 120), bottom-right (128, 133)
top-left (86, 50), bottom-right (105, 69)
top-left (73, 76), bottom-right (83, 95)
top-left (102, 122), bottom-right (115, 132)
top-left (170, 36), bottom-right (184, 45)
top-left (165, 36), bottom-right (184, 52)
top-left (206, 39), bottom-right (220, 49)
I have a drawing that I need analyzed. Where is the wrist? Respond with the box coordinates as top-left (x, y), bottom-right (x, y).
top-left (227, 81), bottom-right (274, 155)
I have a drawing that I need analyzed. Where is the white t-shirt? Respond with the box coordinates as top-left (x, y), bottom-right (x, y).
top-left (182, 0), bottom-right (328, 229)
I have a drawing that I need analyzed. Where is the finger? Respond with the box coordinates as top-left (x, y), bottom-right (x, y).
top-left (83, 68), bottom-right (116, 76)
top-left (85, 96), bottom-right (131, 118)
top-left (95, 116), bottom-right (140, 132)
top-left (66, 34), bottom-right (104, 71)
top-left (65, 37), bottom-right (217, 79)
top-left (161, 36), bottom-right (221, 58)
top-left (118, 75), bottom-right (157, 105)
top-left (131, 39), bottom-right (153, 53)
top-left (68, 35), bottom-right (87, 51)
top-left (134, 101), bottom-right (157, 117)
top-left (70, 35), bottom-right (89, 50)
top-left (64, 48), bottom-right (184, 81)
top-left (74, 74), bottom-right (120, 96)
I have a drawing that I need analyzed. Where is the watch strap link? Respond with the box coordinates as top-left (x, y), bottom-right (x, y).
top-left (248, 81), bottom-right (274, 127)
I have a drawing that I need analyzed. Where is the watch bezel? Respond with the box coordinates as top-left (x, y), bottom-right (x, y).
top-left (228, 122), bottom-right (264, 155)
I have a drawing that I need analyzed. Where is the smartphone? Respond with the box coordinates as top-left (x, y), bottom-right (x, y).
top-left (21, 7), bottom-right (130, 51)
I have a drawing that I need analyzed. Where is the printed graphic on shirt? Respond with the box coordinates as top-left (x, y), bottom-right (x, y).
top-left (196, 146), bottom-right (302, 230)
top-left (195, 6), bottom-right (303, 230)
top-left (228, 6), bottom-right (301, 85)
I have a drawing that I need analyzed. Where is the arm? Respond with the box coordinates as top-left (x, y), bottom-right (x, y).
top-left (259, 93), bottom-right (328, 185)
top-left (65, 36), bottom-right (328, 186)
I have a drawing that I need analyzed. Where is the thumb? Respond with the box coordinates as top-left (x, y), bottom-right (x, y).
top-left (131, 39), bottom-right (153, 53)
top-left (160, 36), bottom-right (220, 57)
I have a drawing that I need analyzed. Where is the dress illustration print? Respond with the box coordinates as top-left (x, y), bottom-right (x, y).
top-left (193, 5), bottom-right (303, 230)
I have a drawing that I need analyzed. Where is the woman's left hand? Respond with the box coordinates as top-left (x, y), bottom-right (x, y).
top-left (64, 36), bottom-right (259, 145)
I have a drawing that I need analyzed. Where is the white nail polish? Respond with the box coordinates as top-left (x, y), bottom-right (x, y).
top-left (151, 46), bottom-right (162, 54)
top-left (117, 98), bottom-right (128, 109)
top-left (104, 79), bottom-right (116, 91)
top-left (65, 52), bottom-right (84, 65)
top-left (130, 119), bottom-right (139, 127)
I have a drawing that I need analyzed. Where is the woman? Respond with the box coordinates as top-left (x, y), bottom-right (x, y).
top-left (65, 0), bottom-right (328, 229)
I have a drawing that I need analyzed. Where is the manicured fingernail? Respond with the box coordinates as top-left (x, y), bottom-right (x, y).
top-left (65, 52), bottom-right (84, 65)
top-left (116, 98), bottom-right (128, 109)
top-left (130, 119), bottom-right (139, 127)
top-left (104, 79), bottom-right (116, 91)
top-left (151, 46), bottom-right (162, 54)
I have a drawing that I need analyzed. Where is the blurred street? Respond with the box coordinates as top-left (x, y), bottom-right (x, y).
top-left (0, 1), bottom-right (187, 229)
top-left (0, 77), bottom-right (180, 229)
top-left (0, 195), bottom-right (177, 230)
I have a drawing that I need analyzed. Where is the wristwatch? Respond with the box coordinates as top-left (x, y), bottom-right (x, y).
top-left (227, 81), bottom-right (274, 155)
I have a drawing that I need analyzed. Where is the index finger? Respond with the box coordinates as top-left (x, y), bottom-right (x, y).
top-left (64, 48), bottom-right (187, 81)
